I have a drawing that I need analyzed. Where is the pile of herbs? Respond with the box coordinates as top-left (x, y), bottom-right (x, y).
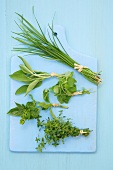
top-left (6, 11), bottom-right (97, 152)
top-left (7, 95), bottom-right (91, 152)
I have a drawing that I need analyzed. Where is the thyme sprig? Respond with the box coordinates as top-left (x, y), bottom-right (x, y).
top-left (36, 111), bottom-right (91, 152)
top-left (12, 13), bottom-right (101, 85)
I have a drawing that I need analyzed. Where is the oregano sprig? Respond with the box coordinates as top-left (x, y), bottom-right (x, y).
top-left (43, 72), bottom-right (90, 104)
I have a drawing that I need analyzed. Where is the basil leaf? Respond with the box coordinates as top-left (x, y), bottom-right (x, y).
top-left (10, 70), bottom-right (32, 82)
top-left (7, 107), bottom-right (22, 116)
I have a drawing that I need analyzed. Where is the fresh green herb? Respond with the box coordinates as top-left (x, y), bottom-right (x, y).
top-left (12, 13), bottom-right (101, 85)
top-left (47, 72), bottom-right (90, 104)
top-left (7, 95), bottom-right (41, 125)
top-left (7, 95), bottom-right (91, 152)
top-left (7, 95), bottom-right (68, 125)
top-left (10, 57), bottom-right (66, 95)
top-left (36, 111), bottom-right (91, 152)
top-left (10, 57), bottom-right (89, 99)
top-left (43, 89), bottom-right (50, 103)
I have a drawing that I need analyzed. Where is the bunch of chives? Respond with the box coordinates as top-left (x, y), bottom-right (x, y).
top-left (12, 13), bottom-right (102, 85)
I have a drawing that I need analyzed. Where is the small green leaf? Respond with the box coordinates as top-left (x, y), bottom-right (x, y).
top-left (7, 107), bottom-right (22, 116)
top-left (67, 77), bottom-right (76, 87)
top-left (68, 86), bottom-right (76, 93)
top-left (20, 64), bottom-right (33, 74)
top-left (18, 56), bottom-right (33, 72)
top-left (10, 70), bottom-right (32, 82)
top-left (35, 81), bottom-right (42, 88)
top-left (26, 79), bottom-right (40, 95)
top-left (15, 85), bottom-right (28, 95)
top-left (43, 89), bottom-right (50, 102)
top-left (65, 72), bottom-right (72, 77)
top-left (57, 95), bottom-right (63, 104)
top-left (50, 108), bottom-right (57, 119)
top-left (82, 89), bottom-right (90, 94)
top-left (53, 85), bottom-right (59, 94)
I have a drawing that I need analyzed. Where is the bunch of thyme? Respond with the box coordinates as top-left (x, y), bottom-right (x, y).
top-left (36, 110), bottom-right (91, 152)
top-left (12, 13), bottom-right (101, 85)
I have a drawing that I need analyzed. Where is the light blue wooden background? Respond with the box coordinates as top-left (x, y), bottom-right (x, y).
top-left (0, 0), bottom-right (113, 169)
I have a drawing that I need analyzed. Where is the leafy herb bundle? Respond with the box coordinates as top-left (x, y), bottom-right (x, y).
top-left (7, 95), bottom-right (91, 152)
top-left (12, 13), bottom-right (101, 85)
top-left (10, 56), bottom-right (72, 95)
top-left (48, 72), bottom-right (90, 103)
top-left (7, 95), bottom-right (68, 125)
top-left (7, 94), bottom-right (41, 125)
top-left (10, 57), bottom-right (90, 101)
top-left (36, 111), bottom-right (91, 152)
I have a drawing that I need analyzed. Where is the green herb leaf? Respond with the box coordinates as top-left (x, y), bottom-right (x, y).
top-left (50, 108), bottom-right (57, 119)
top-left (67, 77), bottom-right (76, 87)
top-left (26, 79), bottom-right (40, 95)
top-left (15, 85), bottom-right (28, 95)
top-left (53, 85), bottom-right (59, 94)
top-left (19, 64), bottom-right (32, 74)
top-left (7, 95), bottom-right (41, 125)
top-left (10, 70), bottom-right (32, 82)
top-left (7, 107), bottom-right (22, 116)
top-left (18, 56), bottom-right (33, 72)
top-left (43, 89), bottom-right (50, 103)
